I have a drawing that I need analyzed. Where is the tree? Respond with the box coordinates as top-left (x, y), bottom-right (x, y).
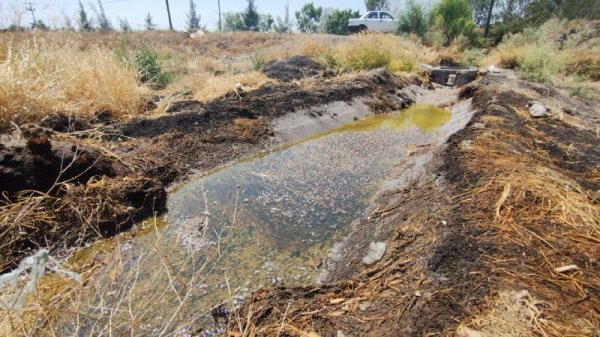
top-left (398, 0), bottom-right (428, 38)
top-left (431, 0), bottom-right (478, 45)
top-left (274, 2), bottom-right (292, 33)
top-left (118, 17), bottom-right (131, 31)
top-left (186, 0), bottom-right (201, 31)
top-left (144, 13), bottom-right (157, 31)
top-left (483, 0), bottom-right (495, 37)
top-left (63, 14), bottom-right (74, 30)
top-left (77, 0), bottom-right (93, 31)
top-left (31, 19), bottom-right (49, 30)
top-left (242, 0), bottom-right (260, 31)
top-left (365, 0), bottom-right (389, 11)
top-left (260, 14), bottom-right (274, 32)
top-left (323, 9), bottom-right (360, 35)
top-left (295, 3), bottom-right (322, 33)
top-left (96, 0), bottom-right (113, 31)
top-left (223, 12), bottom-right (245, 31)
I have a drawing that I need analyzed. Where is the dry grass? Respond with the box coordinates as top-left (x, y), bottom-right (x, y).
top-left (457, 107), bottom-right (600, 336)
top-left (458, 290), bottom-right (549, 337)
top-left (0, 33), bottom-right (143, 125)
top-left (319, 33), bottom-right (438, 73)
top-left (484, 19), bottom-right (600, 90)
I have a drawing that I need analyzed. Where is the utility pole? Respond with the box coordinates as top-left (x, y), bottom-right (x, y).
top-left (218, 0), bottom-right (222, 32)
top-left (26, 2), bottom-right (36, 23)
top-left (484, 0), bottom-right (495, 38)
top-left (165, 0), bottom-right (173, 30)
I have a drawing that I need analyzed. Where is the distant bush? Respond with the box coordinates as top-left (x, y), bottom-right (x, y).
top-left (517, 48), bottom-right (555, 83)
top-left (430, 0), bottom-right (478, 46)
top-left (251, 53), bottom-right (267, 71)
top-left (484, 19), bottom-right (599, 86)
top-left (117, 48), bottom-right (173, 90)
top-left (322, 34), bottom-right (433, 73)
top-left (343, 37), bottom-right (391, 70)
top-left (397, 0), bottom-right (428, 38)
top-left (461, 48), bottom-right (484, 66)
top-left (323, 9), bottom-right (360, 35)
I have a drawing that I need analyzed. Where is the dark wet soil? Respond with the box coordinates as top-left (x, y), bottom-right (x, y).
top-left (264, 55), bottom-right (324, 82)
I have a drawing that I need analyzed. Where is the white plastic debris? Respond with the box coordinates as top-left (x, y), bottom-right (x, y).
top-left (554, 264), bottom-right (579, 273)
top-left (487, 64), bottom-right (501, 74)
top-left (362, 242), bottom-right (386, 265)
top-left (0, 249), bottom-right (81, 309)
top-left (447, 74), bottom-right (457, 86)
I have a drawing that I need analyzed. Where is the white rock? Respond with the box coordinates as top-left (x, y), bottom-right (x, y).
top-left (487, 64), bottom-right (501, 73)
top-left (362, 242), bottom-right (386, 265)
top-left (189, 29), bottom-right (206, 39)
top-left (529, 101), bottom-right (547, 117)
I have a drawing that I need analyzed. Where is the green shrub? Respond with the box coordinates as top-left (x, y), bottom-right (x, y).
top-left (135, 49), bottom-right (173, 90)
top-left (344, 44), bottom-right (391, 70)
top-left (568, 57), bottom-right (600, 81)
top-left (430, 0), bottom-right (479, 46)
top-left (251, 53), bottom-right (267, 71)
top-left (397, 0), bottom-right (428, 38)
top-left (462, 48), bottom-right (484, 66)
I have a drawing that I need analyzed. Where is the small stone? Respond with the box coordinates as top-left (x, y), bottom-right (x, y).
top-left (362, 242), bottom-right (386, 265)
top-left (459, 140), bottom-right (473, 151)
top-left (528, 101), bottom-right (547, 117)
top-left (471, 122), bottom-right (486, 129)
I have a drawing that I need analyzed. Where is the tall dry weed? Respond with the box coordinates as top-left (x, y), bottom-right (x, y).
top-left (0, 33), bottom-right (142, 124)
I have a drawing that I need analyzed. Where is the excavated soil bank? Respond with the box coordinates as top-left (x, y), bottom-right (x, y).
top-left (0, 69), bottom-right (413, 272)
top-left (225, 74), bottom-right (600, 337)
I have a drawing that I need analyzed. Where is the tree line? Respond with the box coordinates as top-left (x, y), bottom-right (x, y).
top-left (14, 0), bottom-right (600, 45)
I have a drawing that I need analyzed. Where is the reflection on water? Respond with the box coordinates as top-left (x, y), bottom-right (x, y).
top-left (58, 105), bottom-right (451, 335)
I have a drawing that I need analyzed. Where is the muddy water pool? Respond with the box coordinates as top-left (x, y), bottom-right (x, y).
top-left (59, 104), bottom-right (451, 335)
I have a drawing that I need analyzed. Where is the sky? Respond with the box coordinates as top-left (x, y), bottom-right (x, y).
top-left (0, 0), bottom-right (438, 31)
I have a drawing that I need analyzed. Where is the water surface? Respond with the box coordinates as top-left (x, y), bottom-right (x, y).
top-left (58, 104), bottom-right (451, 335)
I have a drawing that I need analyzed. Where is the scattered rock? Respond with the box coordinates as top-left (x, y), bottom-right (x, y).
top-left (459, 140), bottom-right (474, 150)
top-left (362, 241), bottom-right (386, 265)
top-left (528, 101), bottom-right (548, 117)
top-left (165, 100), bottom-right (203, 113)
top-left (264, 55), bottom-right (323, 82)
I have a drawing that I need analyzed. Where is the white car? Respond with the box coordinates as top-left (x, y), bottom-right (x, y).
top-left (347, 11), bottom-right (397, 33)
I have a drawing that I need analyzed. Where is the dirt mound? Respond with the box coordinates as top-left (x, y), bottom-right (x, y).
top-left (121, 68), bottom-right (412, 138)
top-left (0, 136), bottom-right (114, 199)
top-left (264, 55), bottom-right (323, 82)
top-left (0, 176), bottom-right (166, 272)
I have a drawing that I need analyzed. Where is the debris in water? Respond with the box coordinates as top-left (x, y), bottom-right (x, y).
top-left (362, 242), bottom-right (386, 265)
